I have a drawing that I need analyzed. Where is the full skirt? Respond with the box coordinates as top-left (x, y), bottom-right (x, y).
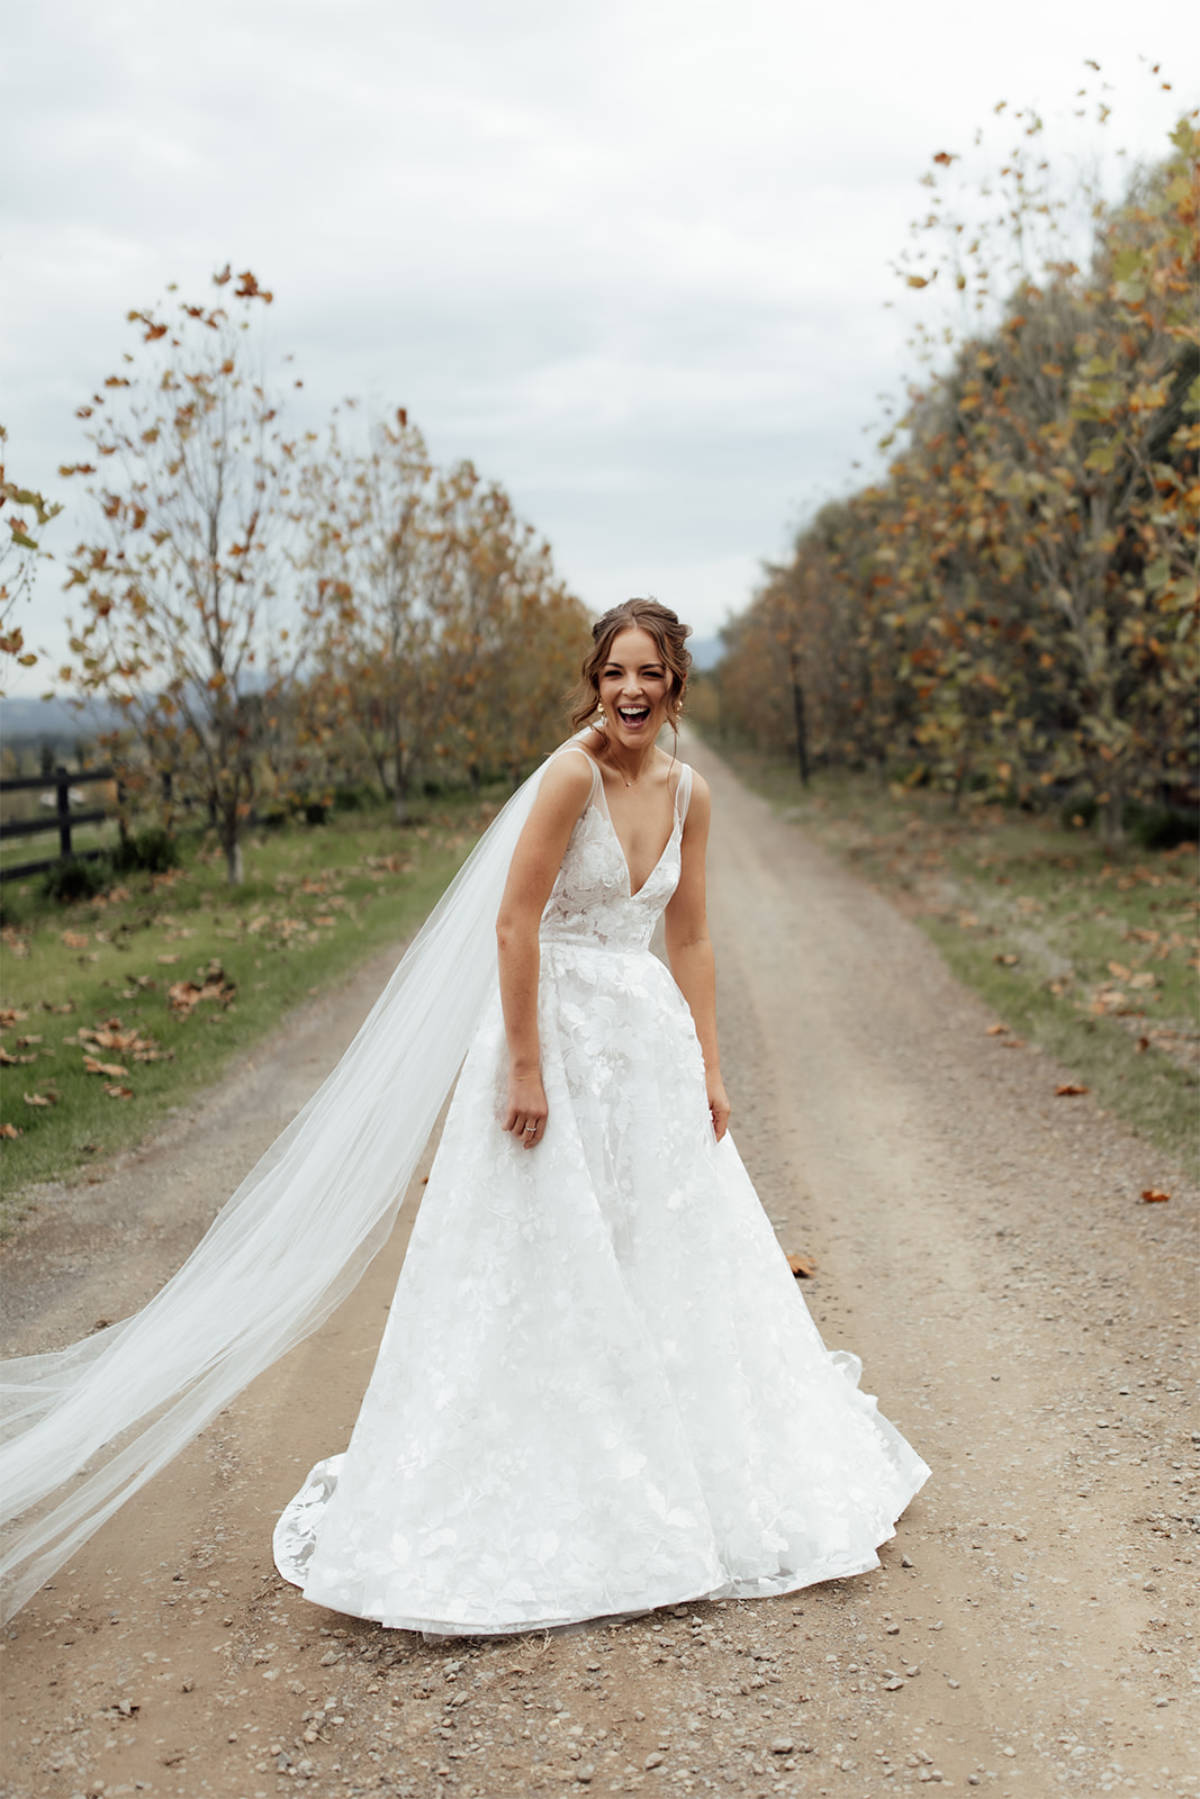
top-left (274, 942), bottom-right (931, 1635)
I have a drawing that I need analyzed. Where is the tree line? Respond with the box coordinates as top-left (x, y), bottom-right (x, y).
top-left (717, 97), bottom-right (1198, 843)
top-left (2, 268), bottom-right (588, 881)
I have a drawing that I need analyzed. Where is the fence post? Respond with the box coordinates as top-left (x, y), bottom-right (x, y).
top-left (55, 765), bottom-right (72, 860)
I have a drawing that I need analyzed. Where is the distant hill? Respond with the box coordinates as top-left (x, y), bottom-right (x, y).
top-left (689, 636), bottom-right (723, 672)
top-left (0, 694), bottom-right (129, 747)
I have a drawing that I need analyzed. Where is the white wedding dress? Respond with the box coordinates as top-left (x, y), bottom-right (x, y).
top-left (273, 748), bottom-right (930, 1635)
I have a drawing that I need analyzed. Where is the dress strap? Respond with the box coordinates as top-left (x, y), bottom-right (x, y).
top-left (674, 762), bottom-right (694, 825)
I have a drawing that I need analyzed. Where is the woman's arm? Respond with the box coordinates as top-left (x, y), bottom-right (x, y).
top-left (663, 774), bottom-right (731, 1141)
top-left (494, 753), bottom-right (594, 1147)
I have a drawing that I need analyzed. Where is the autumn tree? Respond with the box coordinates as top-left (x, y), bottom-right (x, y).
top-left (60, 267), bottom-right (301, 880)
top-left (0, 426), bottom-right (62, 694)
top-left (298, 410), bottom-right (586, 809)
top-left (719, 82), bottom-right (1198, 841)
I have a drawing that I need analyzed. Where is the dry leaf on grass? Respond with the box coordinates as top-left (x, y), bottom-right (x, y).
top-left (1140, 1188), bottom-right (1170, 1203)
top-left (0, 1122), bottom-right (23, 1139)
top-left (1055, 1082), bottom-right (1090, 1097)
top-left (994, 952), bottom-right (1019, 966)
top-left (985, 1023), bottom-right (1008, 1036)
top-left (168, 963), bottom-right (236, 1015)
top-left (0, 1008), bottom-right (29, 1028)
top-left (787, 1253), bottom-right (818, 1279)
top-left (83, 1057), bottom-right (129, 1078)
top-left (61, 930), bottom-right (90, 948)
top-left (23, 1091), bottom-right (57, 1107)
top-left (104, 1083), bottom-right (134, 1100)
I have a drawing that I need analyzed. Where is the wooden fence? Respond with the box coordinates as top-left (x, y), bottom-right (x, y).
top-left (0, 766), bottom-right (117, 883)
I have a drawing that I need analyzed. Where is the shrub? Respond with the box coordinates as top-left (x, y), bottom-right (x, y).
top-left (112, 826), bottom-right (181, 874)
top-left (1124, 801), bottom-right (1199, 852)
top-left (41, 855), bottom-right (112, 903)
top-left (331, 784), bottom-right (376, 813)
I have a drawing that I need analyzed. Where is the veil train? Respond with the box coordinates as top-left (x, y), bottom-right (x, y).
top-left (0, 738), bottom-right (574, 1622)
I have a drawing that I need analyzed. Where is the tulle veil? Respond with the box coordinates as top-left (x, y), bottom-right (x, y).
top-left (0, 735), bottom-right (581, 1622)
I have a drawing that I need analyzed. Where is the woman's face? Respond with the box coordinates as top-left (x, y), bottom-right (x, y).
top-left (596, 626), bottom-right (674, 745)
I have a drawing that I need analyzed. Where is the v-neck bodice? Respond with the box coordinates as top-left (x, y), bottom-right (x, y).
top-left (539, 746), bottom-right (693, 954)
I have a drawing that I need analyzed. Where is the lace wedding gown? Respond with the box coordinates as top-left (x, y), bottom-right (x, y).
top-left (273, 748), bottom-right (930, 1635)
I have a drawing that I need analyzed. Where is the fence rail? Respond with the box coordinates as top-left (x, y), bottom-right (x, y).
top-left (0, 766), bottom-right (116, 883)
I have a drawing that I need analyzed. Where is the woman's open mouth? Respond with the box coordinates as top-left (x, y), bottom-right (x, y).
top-left (616, 705), bottom-right (651, 730)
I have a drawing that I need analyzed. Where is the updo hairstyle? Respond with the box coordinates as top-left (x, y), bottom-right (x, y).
top-left (568, 598), bottom-right (693, 732)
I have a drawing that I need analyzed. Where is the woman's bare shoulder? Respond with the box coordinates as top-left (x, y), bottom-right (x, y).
top-left (537, 748), bottom-right (597, 808)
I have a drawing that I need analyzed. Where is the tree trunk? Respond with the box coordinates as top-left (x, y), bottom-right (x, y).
top-left (1101, 778), bottom-right (1125, 849)
top-left (392, 751), bottom-right (412, 825)
top-left (788, 648), bottom-right (810, 786)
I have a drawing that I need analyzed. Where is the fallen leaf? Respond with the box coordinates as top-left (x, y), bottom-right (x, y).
top-left (1107, 960), bottom-right (1131, 979)
top-left (104, 1083), bottom-right (134, 1100)
top-left (1055, 1082), bottom-right (1090, 1097)
top-left (1000, 1037), bottom-right (1027, 1049)
top-left (994, 953), bottom-right (1019, 966)
top-left (1140, 1188), bottom-right (1170, 1204)
top-left (82, 1057), bottom-right (129, 1078)
top-left (985, 1023), bottom-right (1008, 1036)
top-left (61, 930), bottom-right (90, 948)
top-left (15, 1035), bottom-right (43, 1048)
top-left (1135, 1036), bottom-right (1150, 1053)
top-left (0, 1008), bottom-right (29, 1028)
top-left (23, 1091), bottom-right (57, 1107)
top-left (168, 962), bottom-right (236, 1015)
top-left (0, 1122), bottom-right (23, 1139)
top-left (156, 953), bottom-right (181, 965)
top-left (787, 1253), bottom-right (817, 1279)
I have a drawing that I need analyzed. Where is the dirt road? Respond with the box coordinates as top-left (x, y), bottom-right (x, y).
top-left (1, 736), bottom-right (1195, 1799)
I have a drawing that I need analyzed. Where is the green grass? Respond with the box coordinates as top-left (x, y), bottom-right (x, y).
top-left (0, 792), bottom-right (502, 1223)
top-left (714, 745), bottom-right (1200, 1180)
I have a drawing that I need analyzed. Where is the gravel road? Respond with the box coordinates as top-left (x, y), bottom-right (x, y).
top-left (1, 735), bottom-right (1196, 1799)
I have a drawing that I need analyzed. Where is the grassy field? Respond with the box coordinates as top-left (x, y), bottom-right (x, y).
top-left (712, 745), bottom-right (1199, 1180)
top-left (0, 793), bottom-right (501, 1223)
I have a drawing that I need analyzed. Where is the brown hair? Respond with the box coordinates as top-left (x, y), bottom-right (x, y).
top-left (568, 598), bottom-right (693, 732)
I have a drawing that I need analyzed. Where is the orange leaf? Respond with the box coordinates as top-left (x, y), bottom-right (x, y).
top-left (104, 1083), bottom-right (134, 1100)
top-left (985, 1023), bottom-right (1008, 1036)
top-left (787, 1252), bottom-right (817, 1279)
top-left (1055, 1083), bottom-right (1089, 1097)
top-left (1140, 1188), bottom-right (1170, 1204)
top-left (0, 1122), bottom-right (23, 1139)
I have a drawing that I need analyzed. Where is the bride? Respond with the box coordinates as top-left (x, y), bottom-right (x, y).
top-left (1, 598), bottom-right (929, 1634)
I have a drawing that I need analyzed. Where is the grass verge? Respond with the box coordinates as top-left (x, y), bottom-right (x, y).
top-left (713, 744), bottom-right (1199, 1181)
top-left (0, 793), bottom-right (500, 1226)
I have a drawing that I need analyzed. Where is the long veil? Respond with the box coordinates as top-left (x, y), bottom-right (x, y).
top-left (0, 736), bottom-right (574, 1622)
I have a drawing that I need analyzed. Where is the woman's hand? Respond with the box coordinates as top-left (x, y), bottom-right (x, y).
top-left (503, 1068), bottom-right (548, 1149)
top-left (707, 1073), bottom-right (731, 1142)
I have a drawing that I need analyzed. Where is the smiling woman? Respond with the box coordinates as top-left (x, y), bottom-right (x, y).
top-left (2, 598), bottom-right (930, 1637)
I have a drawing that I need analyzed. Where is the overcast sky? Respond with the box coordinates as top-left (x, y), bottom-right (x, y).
top-left (2, 0), bottom-right (1194, 692)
